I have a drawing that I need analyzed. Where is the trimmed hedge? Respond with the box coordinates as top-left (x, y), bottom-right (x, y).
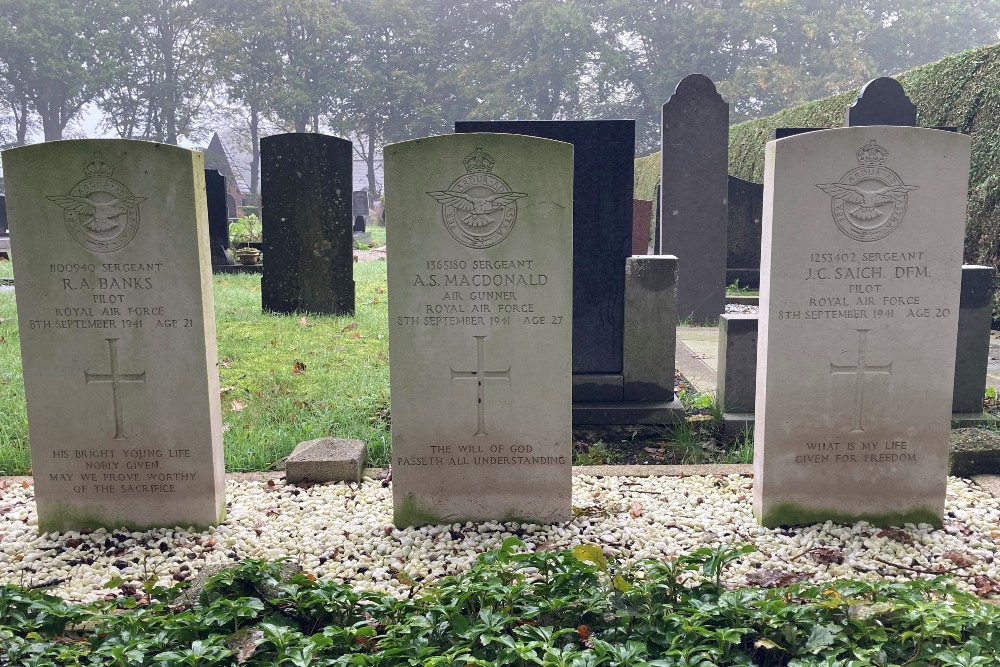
top-left (636, 43), bottom-right (1000, 311)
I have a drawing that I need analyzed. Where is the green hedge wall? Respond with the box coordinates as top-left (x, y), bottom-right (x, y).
top-left (635, 43), bottom-right (1000, 312)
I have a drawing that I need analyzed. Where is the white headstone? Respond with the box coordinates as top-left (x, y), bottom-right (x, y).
top-left (385, 133), bottom-right (573, 526)
top-left (2, 139), bottom-right (226, 532)
top-left (754, 127), bottom-right (971, 528)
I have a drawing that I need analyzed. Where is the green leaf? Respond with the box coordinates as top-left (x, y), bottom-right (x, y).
top-left (572, 545), bottom-right (608, 572)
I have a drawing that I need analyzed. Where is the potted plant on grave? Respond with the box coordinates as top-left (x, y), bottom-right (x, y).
top-left (229, 214), bottom-right (262, 265)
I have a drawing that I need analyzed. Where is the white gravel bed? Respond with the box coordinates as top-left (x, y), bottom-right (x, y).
top-left (1, 474), bottom-right (998, 603)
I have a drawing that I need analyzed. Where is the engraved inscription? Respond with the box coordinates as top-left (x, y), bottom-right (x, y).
top-left (85, 338), bottom-right (146, 440)
top-left (816, 140), bottom-right (918, 242)
top-left (450, 335), bottom-right (510, 436)
top-left (46, 153), bottom-right (145, 252)
top-left (829, 329), bottom-right (892, 433)
top-left (427, 149), bottom-right (526, 249)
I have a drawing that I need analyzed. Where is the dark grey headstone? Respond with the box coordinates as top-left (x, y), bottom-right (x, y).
top-left (226, 193), bottom-right (238, 219)
top-left (205, 169), bottom-right (229, 250)
top-left (726, 176), bottom-right (763, 288)
top-left (845, 77), bottom-right (917, 127)
top-left (455, 120), bottom-right (634, 375)
top-left (0, 194), bottom-right (7, 235)
top-left (774, 128), bottom-right (821, 140)
top-left (953, 265), bottom-right (996, 413)
top-left (660, 74), bottom-right (729, 322)
top-left (717, 314), bottom-right (758, 414)
top-left (352, 190), bottom-right (370, 217)
top-left (261, 133), bottom-right (355, 315)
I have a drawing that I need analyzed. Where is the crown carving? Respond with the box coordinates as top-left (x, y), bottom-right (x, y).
top-left (856, 140), bottom-right (888, 168)
top-left (463, 148), bottom-right (495, 174)
top-left (83, 152), bottom-right (114, 178)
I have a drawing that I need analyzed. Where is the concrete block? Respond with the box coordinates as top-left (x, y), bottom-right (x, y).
top-left (623, 255), bottom-right (678, 401)
top-left (717, 314), bottom-right (758, 414)
top-left (286, 438), bottom-right (367, 484)
top-left (953, 265), bottom-right (995, 413)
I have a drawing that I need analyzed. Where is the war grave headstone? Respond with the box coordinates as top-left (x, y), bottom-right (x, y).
top-left (1, 139), bottom-right (226, 532)
top-left (754, 127), bottom-right (971, 528)
top-left (385, 133), bottom-right (573, 525)
top-left (261, 133), bottom-right (355, 315)
top-left (457, 120), bottom-right (683, 424)
top-left (353, 190), bottom-right (369, 232)
top-left (660, 74), bottom-right (729, 323)
top-left (632, 199), bottom-right (652, 255)
top-left (205, 169), bottom-right (236, 271)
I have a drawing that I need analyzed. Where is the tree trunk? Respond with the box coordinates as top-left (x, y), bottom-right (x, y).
top-left (249, 103), bottom-right (261, 203)
top-left (366, 132), bottom-right (377, 195)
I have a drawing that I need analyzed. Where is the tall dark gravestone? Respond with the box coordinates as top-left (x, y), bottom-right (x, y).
top-left (261, 133), bottom-right (355, 315)
top-left (846, 77), bottom-right (918, 127)
top-left (352, 190), bottom-right (369, 233)
top-left (205, 169), bottom-right (230, 250)
top-left (455, 120), bottom-right (633, 377)
top-left (632, 199), bottom-right (652, 255)
top-left (0, 194), bottom-right (8, 235)
top-left (660, 74), bottom-right (729, 322)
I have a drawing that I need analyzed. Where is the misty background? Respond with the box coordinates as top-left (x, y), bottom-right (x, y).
top-left (2, 0), bottom-right (999, 198)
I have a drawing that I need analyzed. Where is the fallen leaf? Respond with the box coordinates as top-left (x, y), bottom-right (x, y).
top-left (298, 317), bottom-right (310, 327)
top-left (942, 550), bottom-right (976, 567)
top-left (231, 400), bottom-right (246, 412)
top-left (219, 386), bottom-right (235, 395)
top-left (973, 574), bottom-right (999, 597)
top-left (226, 628), bottom-right (264, 664)
top-left (289, 413), bottom-right (296, 424)
top-left (292, 360), bottom-right (306, 374)
top-left (629, 501), bottom-right (643, 518)
top-left (577, 624), bottom-right (590, 640)
top-left (21, 480), bottom-right (29, 489)
top-left (808, 547), bottom-right (845, 565)
top-left (876, 528), bottom-right (914, 545)
top-left (746, 569), bottom-right (805, 588)
top-left (266, 479), bottom-right (276, 488)
top-left (687, 414), bottom-right (714, 423)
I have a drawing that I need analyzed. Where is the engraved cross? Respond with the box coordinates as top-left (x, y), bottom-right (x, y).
top-left (829, 329), bottom-right (891, 433)
top-left (450, 335), bottom-right (510, 436)
top-left (85, 338), bottom-right (146, 440)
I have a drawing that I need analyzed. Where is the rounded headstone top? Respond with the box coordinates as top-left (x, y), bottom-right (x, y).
top-left (670, 73), bottom-right (727, 104)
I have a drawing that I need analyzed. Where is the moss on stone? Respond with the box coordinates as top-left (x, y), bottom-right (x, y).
top-left (758, 502), bottom-right (943, 530)
top-left (38, 501), bottom-right (225, 534)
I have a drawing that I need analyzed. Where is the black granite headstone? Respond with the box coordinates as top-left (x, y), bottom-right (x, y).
top-left (261, 133), bottom-right (355, 315)
top-left (845, 77), bottom-right (918, 127)
top-left (205, 169), bottom-right (230, 251)
top-left (660, 74), bottom-right (729, 322)
top-left (352, 190), bottom-right (369, 232)
top-left (455, 119), bottom-right (634, 375)
top-left (0, 194), bottom-right (7, 235)
top-left (726, 176), bottom-right (763, 289)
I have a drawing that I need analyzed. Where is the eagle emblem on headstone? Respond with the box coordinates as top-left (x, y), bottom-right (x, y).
top-left (427, 148), bottom-right (527, 249)
top-left (46, 152), bottom-right (145, 252)
top-left (815, 140), bottom-right (918, 242)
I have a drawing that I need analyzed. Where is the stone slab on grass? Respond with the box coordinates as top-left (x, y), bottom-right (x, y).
top-left (285, 438), bottom-right (367, 484)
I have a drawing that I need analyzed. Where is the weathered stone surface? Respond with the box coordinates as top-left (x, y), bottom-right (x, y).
top-left (261, 133), bottom-right (355, 315)
top-left (285, 438), bottom-right (367, 484)
top-left (754, 127), bottom-right (971, 528)
top-left (385, 133), bottom-right (573, 525)
top-left (950, 428), bottom-right (1000, 477)
top-left (623, 256), bottom-right (677, 401)
top-left (2, 139), bottom-right (225, 532)
top-left (660, 74), bottom-right (729, 323)
top-left (455, 120), bottom-right (633, 376)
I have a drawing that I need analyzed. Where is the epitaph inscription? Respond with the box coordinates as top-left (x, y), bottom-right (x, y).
top-left (386, 133), bottom-right (573, 525)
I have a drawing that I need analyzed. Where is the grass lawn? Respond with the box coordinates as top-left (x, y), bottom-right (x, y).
top-left (0, 228), bottom-right (743, 476)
